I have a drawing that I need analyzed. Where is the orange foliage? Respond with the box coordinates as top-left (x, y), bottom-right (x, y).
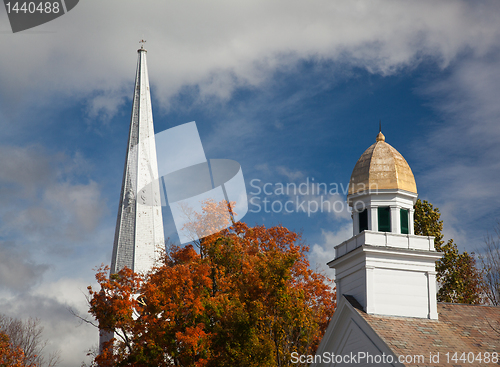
top-left (0, 331), bottom-right (28, 367)
top-left (88, 201), bottom-right (336, 367)
top-left (180, 199), bottom-right (235, 252)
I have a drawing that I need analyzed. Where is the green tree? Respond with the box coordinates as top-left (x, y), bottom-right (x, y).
top-left (414, 199), bottom-right (483, 304)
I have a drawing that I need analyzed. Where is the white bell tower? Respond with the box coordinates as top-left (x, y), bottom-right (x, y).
top-left (330, 130), bottom-right (441, 319)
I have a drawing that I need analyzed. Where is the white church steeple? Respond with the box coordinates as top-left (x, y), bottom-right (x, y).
top-left (110, 45), bottom-right (165, 275)
top-left (100, 45), bottom-right (165, 353)
top-left (330, 130), bottom-right (441, 319)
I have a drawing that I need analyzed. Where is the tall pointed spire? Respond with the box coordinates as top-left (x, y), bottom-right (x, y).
top-left (110, 46), bottom-right (165, 275)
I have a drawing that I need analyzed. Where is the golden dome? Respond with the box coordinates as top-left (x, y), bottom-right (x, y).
top-left (348, 132), bottom-right (417, 195)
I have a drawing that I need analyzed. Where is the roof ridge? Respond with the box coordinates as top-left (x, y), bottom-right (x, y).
top-left (439, 301), bottom-right (500, 308)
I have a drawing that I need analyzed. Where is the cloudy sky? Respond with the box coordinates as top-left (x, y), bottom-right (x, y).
top-left (1, 0), bottom-right (500, 365)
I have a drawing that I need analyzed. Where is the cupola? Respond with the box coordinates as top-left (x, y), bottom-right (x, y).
top-left (328, 130), bottom-right (441, 320)
top-left (348, 131), bottom-right (417, 195)
top-left (347, 131), bottom-right (418, 237)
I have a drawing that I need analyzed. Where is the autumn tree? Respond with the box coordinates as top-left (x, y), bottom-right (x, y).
top-left (178, 199), bottom-right (234, 251)
top-left (0, 331), bottom-right (27, 367)
top-left (414, 199), bottom-right (483, 304)
top-left (88, 201), bottom-right (336, 367)
top-left (0, 315), bottom-right (59, 367)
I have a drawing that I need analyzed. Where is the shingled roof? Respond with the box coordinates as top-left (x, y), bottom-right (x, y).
top-left (346, 296), bottom-right (500, 366)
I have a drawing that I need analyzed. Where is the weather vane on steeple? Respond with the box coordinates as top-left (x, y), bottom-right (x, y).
top-left (139, 39), bottom-right (146, 50)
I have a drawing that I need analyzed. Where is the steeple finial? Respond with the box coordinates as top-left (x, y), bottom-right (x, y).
top-left (376, 120), bottom-right (385, 142)
top-left (139, 39), bottom-right (147, 51)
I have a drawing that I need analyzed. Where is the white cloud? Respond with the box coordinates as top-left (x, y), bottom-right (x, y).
top-left (0, 144), bottom-right (53, 197)
top-left (44, 181), bottom-right (104, 239)
top-left (2, 0), bottom-right (500, 122)
top-left (311, 224), bottom-right (352, 276)
top-left (0, 244), bottom-right (49, 291)
top-left (0, 277), bottom-right (97, 367)
top-left (85, 89), bottom-right (129, 122)
top-left (0, 143), bottom-right (106, 366)
top-left (422, 57), bottom-right (500, 151)
top-left (0, 145), bottom-right (105, 247)
top-left (414, 53), bottom-right (500, 248)
top-left (276, 166), bottom-right (305, 181)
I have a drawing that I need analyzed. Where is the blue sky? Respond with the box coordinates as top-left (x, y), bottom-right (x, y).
top-left (2, 1), bottom-right (500, 365)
